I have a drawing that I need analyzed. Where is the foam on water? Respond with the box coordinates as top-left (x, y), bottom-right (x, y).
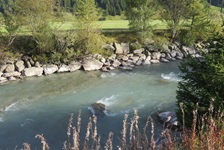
top-left (88, 106), bottom-right (96, 115)
top-left (161, 72), bottom-right (181, 82)
top-left (101, 72), bottom-right (116, 78)
top-left (97, 95), bottom-right (118, 106)
top-left (20, 119), bottom-right (34, 127)
top-left (4, 102), bottom-right (19, 112)
top-left (0, 116), bottom-right (4, 122)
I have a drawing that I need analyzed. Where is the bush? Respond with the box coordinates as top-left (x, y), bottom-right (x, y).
top-left (152, 36), bottom-right (170, 52)
top-left (130, 42), bottom-right (142, 52)
top-left (179, 30), bottom-right (197, 46)
top-left (176, 40), bottom-right (224, 128)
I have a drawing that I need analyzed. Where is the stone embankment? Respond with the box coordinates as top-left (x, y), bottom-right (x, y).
top-left (0, 41), bottom-right (209, 84)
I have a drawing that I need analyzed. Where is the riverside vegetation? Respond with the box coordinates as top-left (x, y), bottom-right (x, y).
top-left (0, 0), bottom-right (224, 149)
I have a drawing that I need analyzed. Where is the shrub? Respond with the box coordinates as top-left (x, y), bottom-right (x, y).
top-left (179, 30), bottom-right (197, 46)
top-left (176, 41), bottom-right (224, 128)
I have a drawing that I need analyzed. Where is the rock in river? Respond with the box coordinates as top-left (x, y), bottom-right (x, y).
top-left (89, 102), bottom-right (106, 117)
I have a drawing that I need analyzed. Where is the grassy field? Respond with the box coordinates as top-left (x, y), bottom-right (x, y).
top-left (49, 19), bottom-right (167, 31)
top-left (0, 19), bottom-right (169, 34)
top-left (0, 4), bottom-right (221, 34)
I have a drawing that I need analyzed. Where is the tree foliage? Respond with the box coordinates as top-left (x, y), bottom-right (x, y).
top-left (125, 0), bottom-right (155, 40)
top-left (73, 0), bottom-right (104, 54)
top-left (157, 0), bottom-right (191, 41)
top-left (176, 42), bottom-right (224, 127)
top-left (0, 0), bottom-right (21, 46)
top-left (15, 0), bottom-right (58, 53)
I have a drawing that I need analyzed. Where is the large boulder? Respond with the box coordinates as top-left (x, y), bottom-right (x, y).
top-left (35, 61), bottom-right (41, 67)
top-left (151, 59), bottom-right (160, 64)
top-left (176, 50), bottom-right (184, 58)
top-left (23, 59), bottom-right (32, 68)
top-left (23, 67), bottom-right (43, 77)
top-left (114, 42), bottom-right (123, 54)
top-left (162, 44), bottom-right (170, 52)
top-left (102, 43), bottom-right (115, 51)
top-left (165, 53), bottom-right (174, 61)
top-left (143, 56), bottom-right (151, 65)
top-left (82, 59), bottom-right (103, 71)
top-left (121, 56), bottom-right (129, 61)
top-left (160, 58), bottom-right (169, 63)
top-left (58, 64), bottom-right (70, 73)
top-left (90, 102), bottom-right (106, 117)
top-left (133, 48), bottom-right (144, 54)
top-left (112, 59), bottom-right (121, 67)
top-left (182, 46), bottom-right (196, 56)
top-left (2, 71), bottom-right (21, 78)
top-left (0, 65), bottom-right (7, 72)
top-left (158, 111), bottom-right (180, 129)
top-left (121, 43), bottom-right (130, 54)
top-left (68, 61), bottom-right (81, 72)
top-left (15, 60), bottom-right (25, 72)
top-left (108, 54), bottom-right (117, 61)
top-left (152, 52), bottom-right (161, 60)
top-left (145, 45), bottom-right (157, 52)
top-left (129, 56), bottom-right (139, 64)
top-left (43, 64), bottom-right (58, 75)
top-left (169, 50), bottom-right (177, 58)
top-left (0, 77), bottom-right (8, 84)
top-left (5, 64), bottom-right (15, 73)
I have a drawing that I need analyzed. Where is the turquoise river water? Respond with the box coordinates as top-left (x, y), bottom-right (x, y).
top-left (0, 61), bottom-right (181, 149)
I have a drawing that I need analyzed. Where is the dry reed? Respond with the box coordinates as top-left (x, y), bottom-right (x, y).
top-left (21, 108), bottom-right (224, 150)
top-left (35, 134), bottom-right (49, 150)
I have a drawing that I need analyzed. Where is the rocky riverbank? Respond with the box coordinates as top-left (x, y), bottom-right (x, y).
top-left (0, 41), bottom-right (209, 84)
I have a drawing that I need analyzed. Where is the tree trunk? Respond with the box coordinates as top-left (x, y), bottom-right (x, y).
top-left (221, 0), bottom-right (224, 13)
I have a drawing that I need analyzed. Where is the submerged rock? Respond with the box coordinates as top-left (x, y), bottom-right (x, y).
top-left (90, 102), bottom-right (106, 117)
top-left (120, 66), bottom-right (133, 71)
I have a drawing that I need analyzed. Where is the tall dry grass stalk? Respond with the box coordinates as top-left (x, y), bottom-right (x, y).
top-left (129, 116), bottom-right (135, 148)
top-left (23, 143), bottom-right (31, 150)
top-left (72, 111), bottom-right (81, 150)
top-left (22, 108), bottom-right (224, 150)
top-left (121, 114), bottom-right (128, 150)
top-left (148, 116), bottom-right (155, 150)
top-left (96, 136), bottom-right (101, 150)
top-left (35, 134), bottom-right (49, 150)
top-left (105, 132), bottom-right (113, 150)
top-left (91, 115), bottom-right (98, 150)
top-left (133, 109), bottom-right (141, 149)
top-left (83, 117), bottom-right (92, 150)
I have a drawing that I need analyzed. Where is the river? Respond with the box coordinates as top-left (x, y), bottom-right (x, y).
top-left (0, 61), bottom-right (181, 149)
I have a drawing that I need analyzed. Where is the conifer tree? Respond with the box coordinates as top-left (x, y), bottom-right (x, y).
top-left (73, 0), bottom-right (104, 54)
top-left (125, 0), bottom-right (155, 40)
top-left (176, 43), bottom-right (224, 127)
